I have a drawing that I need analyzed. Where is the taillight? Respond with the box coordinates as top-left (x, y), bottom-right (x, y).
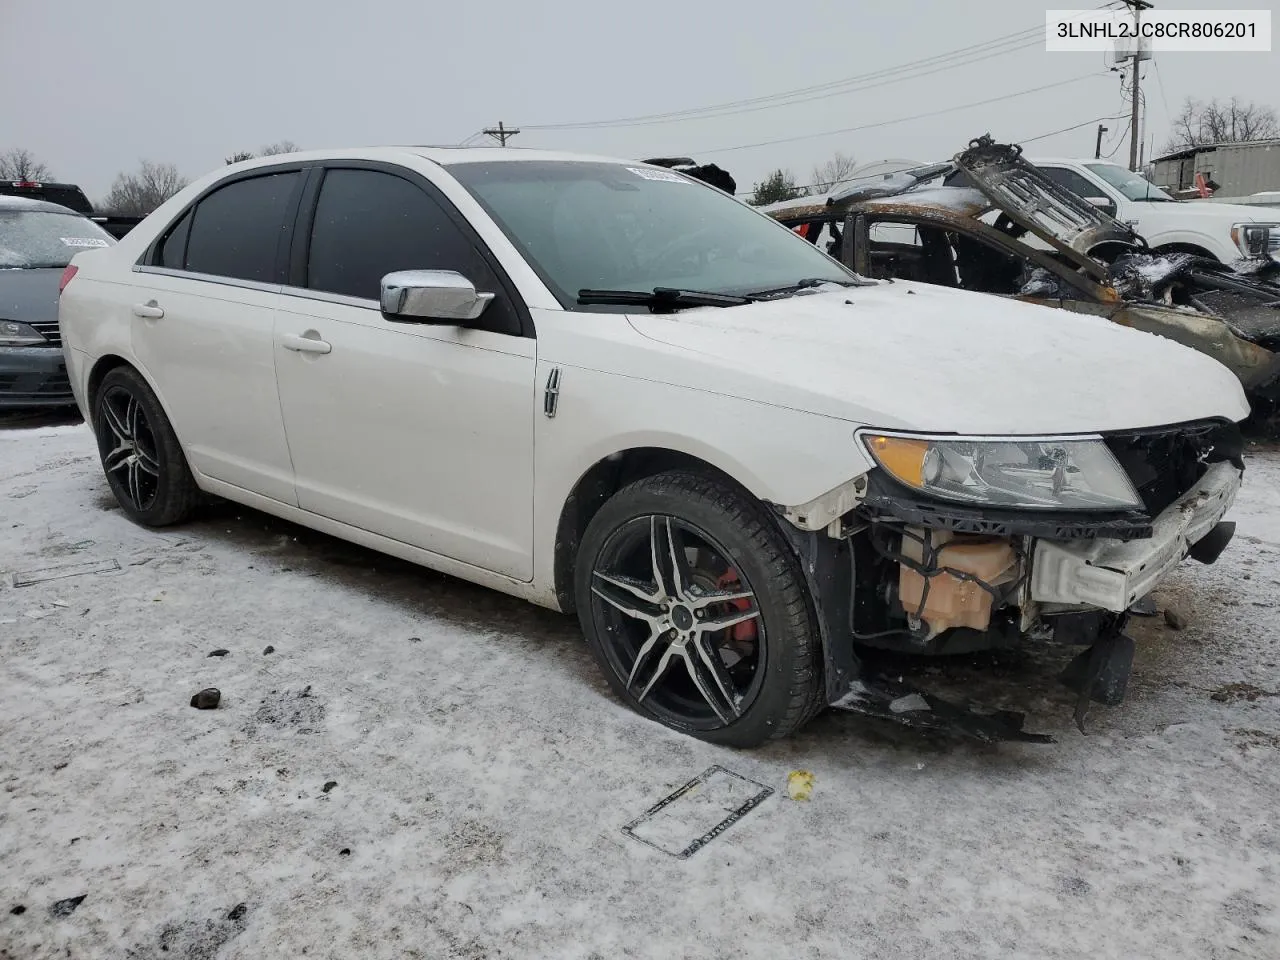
top-left (59, 264), bottom-right (78, 294)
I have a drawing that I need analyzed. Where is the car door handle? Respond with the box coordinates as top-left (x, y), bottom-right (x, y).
top-left (280, 333), bottom-right (332, 355)
top-left (132, 301), bottom-right (164, 319)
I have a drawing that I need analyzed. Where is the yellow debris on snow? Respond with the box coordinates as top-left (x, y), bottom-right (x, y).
top-left (787, 770), bottom-right (815, 801)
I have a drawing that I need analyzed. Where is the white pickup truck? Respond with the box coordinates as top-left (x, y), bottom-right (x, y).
top-left (1028, 157), bottom-right (1280, 264)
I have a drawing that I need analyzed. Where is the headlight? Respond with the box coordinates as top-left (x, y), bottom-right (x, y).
top-left (860, 433), bottom-right (1142, 511)
top-left (1231, 222), bottom-right (1278, 258)
top-left (0, 320), bottom-right (48, 346)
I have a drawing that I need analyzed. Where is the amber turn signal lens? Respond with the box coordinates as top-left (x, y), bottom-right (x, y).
top-left (864, 435), bottom-right (930, 488)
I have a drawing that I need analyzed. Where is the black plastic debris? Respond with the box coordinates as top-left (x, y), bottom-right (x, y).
top-left (190, 688), bottom-right (221, 709)
top-left (263, 645), bottom-right (275, 655)
top-left (339, 848), bottom-right (351, 856)
top-left (1061, 632), bottom-right (1136, 733)
top-left (227, 903), bottom-right (247, 922)
top-left (832, 676), bottom-right (1054, 744)
top-left (208, 649), bottom-right (230, 658)
top-left (49, 895), bottom-right (86, 918)
top-left (9, 905), bottom-right (25, 916)
top-left (322, 781), bottom-right (337, 794)
top-left (1128, 596), bottom-right (1158, 617)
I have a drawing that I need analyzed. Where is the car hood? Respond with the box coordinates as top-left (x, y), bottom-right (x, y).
top-left (0, 267), bottom-right (61, 326)
top-left (624, 282), bottom-right (1249, 433)
top-left (1137, 199), bottom-right (1278, 223)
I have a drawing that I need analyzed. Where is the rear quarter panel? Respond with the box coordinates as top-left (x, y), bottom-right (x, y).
top-left (60, 247), bottom-right (136, 419)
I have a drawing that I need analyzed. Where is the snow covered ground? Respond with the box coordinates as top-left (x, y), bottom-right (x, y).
top-left (2, 421), bottom-right (1279, 960)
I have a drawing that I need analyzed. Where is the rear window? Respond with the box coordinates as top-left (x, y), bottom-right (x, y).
top-left (0, 210), bottom-right (115, 268)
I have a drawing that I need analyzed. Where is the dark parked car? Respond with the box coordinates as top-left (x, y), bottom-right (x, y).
top-left (1, 196), bottom-right (115, 409)
top-left (1, 179), bottom-right (145, 239)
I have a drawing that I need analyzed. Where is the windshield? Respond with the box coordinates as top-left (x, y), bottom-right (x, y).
top-left (0, 210), bottom-right (114, 268)
top-left (1084, 164), bottom-right (1176, 202)
top-left (448, 161), bottom-right (857, 311)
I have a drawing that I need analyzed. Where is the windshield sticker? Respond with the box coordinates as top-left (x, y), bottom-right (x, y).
top-left (60, 237), bottom-right (110, 248)
top-left (627, 167), bottom-right (688, 184)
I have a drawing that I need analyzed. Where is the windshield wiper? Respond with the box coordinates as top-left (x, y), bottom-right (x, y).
top-left (577, 287), bottom-right (755, 311)
top-left (746, 277), bottom-right (867, 298)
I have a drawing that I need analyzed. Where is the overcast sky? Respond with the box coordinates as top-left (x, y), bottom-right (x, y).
top-left (2, 0), bottom-right (1274, 200)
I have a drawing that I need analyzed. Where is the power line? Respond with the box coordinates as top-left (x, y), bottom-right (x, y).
top-left (699, 73), bottom-right (1105, 156)
top-left (1020, 113), bottom-right (1131, 145)
top-left (521, 27), bottom-right (1046, 131)
top-left (517, 3), bottom-right (1125, 134)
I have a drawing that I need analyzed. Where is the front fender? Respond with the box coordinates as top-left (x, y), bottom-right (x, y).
top-left (530, 362), bottom-right (874, 603)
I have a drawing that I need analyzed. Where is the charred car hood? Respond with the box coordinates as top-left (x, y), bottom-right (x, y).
top-left (625, 282), bottom-right (1249, 433)
top-left (954, 138), bottom-right (1141, 277)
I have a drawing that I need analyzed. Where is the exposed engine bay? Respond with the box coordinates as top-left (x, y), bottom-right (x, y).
top-left (789, 419), bottom-right (1246, 743)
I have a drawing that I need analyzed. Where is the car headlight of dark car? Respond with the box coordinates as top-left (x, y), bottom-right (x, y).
top-left (0, 320), bottom-right (49, 346)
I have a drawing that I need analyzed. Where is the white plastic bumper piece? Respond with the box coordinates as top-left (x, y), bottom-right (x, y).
top-left (1030, 461), bottom-right (1242, 612)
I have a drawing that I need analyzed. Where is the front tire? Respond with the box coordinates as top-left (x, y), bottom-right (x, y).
top-left (93, 366), bottom-right (198, 527)
top-left (574, 471), bottom-right (824, 747)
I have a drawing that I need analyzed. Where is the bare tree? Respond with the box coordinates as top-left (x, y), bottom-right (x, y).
top-left (258, 140), bottom-right (300, 156)
top-left (225, 141), bottom-right (301, 165)
top-left (100, 161), bottom-right (189, 216)
top-left (0, 147), bottom-right (53, 181)
top-left (809, 151), bottom-right (858, 194)
top-left (1164, 97), bottom-right (1279, 152)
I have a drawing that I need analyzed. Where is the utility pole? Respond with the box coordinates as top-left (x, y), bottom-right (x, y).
top-left (1095, 124), bottom-right (1108, 159)
top-left (1120, 0), bottom-right (1153, 171)
top-left (482, 121), bottom-right (520, 147)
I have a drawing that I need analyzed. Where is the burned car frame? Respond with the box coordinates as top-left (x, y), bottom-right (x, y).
top-left (765, 138), bottom-right (1280, 420)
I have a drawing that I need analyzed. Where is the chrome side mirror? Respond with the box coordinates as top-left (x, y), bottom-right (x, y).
top-left (379, 270), bottom-right (495, 325)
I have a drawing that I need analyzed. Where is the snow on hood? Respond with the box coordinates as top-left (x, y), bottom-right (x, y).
top-left (624, 282), bottom-right (1249, 434)
top-left (1152, 200), bottom-right (1280, 223)
top-left (861, 185), bottom-right (991, 216)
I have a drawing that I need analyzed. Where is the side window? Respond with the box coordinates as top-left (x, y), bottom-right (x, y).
top-left (1040, 166), bottom-right (1102, 201)
top-left (156, 208), bottom-right (192, 270)
top-left (304, 168), bottom-right (519, 335)
top-left (183, 172), bottom-right (300, 283)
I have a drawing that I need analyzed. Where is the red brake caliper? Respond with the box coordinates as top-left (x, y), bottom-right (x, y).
top-left (716, 570), bottom-right (758, 644)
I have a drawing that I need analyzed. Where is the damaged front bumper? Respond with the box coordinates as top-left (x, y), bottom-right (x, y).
top-left (793, 428), bottom-right (1246, 744)
top-left (1030, 460), bottom-right (1241, 612)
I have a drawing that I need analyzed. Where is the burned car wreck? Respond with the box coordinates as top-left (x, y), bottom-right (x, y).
top-left (763, 137), bottom-right (1280, 423)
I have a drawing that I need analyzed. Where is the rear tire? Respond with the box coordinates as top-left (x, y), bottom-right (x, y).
top-left (93, 366), bottom-right (198, 527)
top-left (574, 470), bottom-right (824, 747)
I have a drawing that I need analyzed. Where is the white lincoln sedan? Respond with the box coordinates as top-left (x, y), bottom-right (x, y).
top-left (59, 147), bottom-right (1248, 744)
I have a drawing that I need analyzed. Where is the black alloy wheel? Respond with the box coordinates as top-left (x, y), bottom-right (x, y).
top-left (93, 366), bottom-right (198, 526)
top-left (576, 471), bottom-right (824, 747)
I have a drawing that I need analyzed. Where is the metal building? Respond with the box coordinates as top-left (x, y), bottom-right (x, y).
top-left (1149, 139), bottom-right (1280, 200)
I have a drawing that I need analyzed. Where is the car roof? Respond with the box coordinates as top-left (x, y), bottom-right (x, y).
top-left (224, 145), bottom-right (665, 169)
top-left (0, 195), bottom-right (84, 215)
top-left (408, 146), bottom-right (647, 166)
top-left (1027, 157), bottom-right (1122, 166)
